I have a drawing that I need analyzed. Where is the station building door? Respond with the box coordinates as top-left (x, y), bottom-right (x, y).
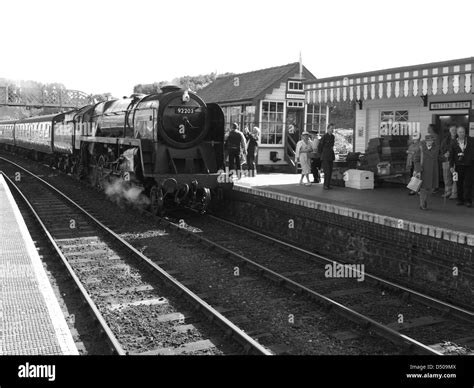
top-left (435, 114), bottom-right (469, 139)
top-left (287, 108), bottom-right (304, 142)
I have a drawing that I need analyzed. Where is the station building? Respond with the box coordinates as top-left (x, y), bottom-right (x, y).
top-left (197, 62), bottom-right (316, 172)
top-left (305, 57), bottom-right (474, 153)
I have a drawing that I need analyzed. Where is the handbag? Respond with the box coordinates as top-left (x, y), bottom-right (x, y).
top-left (407, 176), bottom-right (422, 192)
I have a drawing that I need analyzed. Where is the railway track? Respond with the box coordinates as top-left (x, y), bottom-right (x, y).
top-left (2, 152), bottom-right (472, 355)
top-left (0, 159), bottom-right (272, 355)
top-left (0, 152), bottom-right (402, 355)
top-left (175, 212), bottom-right (474, 355)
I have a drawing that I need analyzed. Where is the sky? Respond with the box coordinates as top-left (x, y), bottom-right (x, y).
top-left (1, 0), bottom-right (473, 98)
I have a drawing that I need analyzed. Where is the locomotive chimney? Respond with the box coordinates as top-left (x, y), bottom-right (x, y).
top-left (160, 85), bottom-right (181, 94)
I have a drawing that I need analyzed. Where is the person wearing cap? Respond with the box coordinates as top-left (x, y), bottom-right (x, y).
top-left (295, 131), bottom-right (314, 186)
top-left (226, 122), bottom-right (247, 178)
top-left (246, 126), bottom-right (260, 177)
top-left (317, 123), bottom-right (336, 189)
top-left (449, 126), bottom-right (474, 207)
top-left (413, 134), bottom-right (440, 210)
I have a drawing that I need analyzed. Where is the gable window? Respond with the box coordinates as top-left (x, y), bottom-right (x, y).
top-left (288, 81), bottom-right (303, 92)
top-left (260, 101), bottom-right (284, 145)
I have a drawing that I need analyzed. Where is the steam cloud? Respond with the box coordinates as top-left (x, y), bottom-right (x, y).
top-left (103, 177), bottom-right (150, 208)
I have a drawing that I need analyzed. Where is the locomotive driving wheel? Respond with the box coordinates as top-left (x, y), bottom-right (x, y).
top-left (149, 185), bottom-right (164, 216)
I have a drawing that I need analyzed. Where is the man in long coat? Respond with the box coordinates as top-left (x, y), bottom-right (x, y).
top-left (414, 134), bottom-right (440, 210)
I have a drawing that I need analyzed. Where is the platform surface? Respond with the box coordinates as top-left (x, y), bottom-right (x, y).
top-left (0, 174), bottom-right (78, 355)
top-left (234, 173), bottom-right (474, 244)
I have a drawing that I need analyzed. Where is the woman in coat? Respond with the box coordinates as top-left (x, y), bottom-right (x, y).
top-left (413, 134), bottom-right (440, 210)
top-left (295, 131), bottom-right (313, 186)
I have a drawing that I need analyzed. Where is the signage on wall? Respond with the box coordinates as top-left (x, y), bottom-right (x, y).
top-left (429, 101), bottom-right (472, 110)
top-left (286, 93), bottom-right (305, 100)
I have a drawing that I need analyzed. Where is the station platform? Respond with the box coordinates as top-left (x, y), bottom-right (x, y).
top-left (0, 174), bottom-right (78, 355)
top-left (234, 173), bottom-right (474, 246)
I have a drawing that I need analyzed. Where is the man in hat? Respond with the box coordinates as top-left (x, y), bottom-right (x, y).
top-left (414, 134), bottom-right (440, 210)
top-left (318, 123), bottom-right (336, 189)
top-left (226, 122), bottom-right (247, 178)
top-left (449, 126), bottom-right (474, 207)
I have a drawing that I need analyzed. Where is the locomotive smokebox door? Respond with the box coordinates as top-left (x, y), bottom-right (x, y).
top-left (158, 90), bottom-right (208, 149)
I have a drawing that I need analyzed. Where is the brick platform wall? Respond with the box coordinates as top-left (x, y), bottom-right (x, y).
top-left (212, 190), bottom-right (474, 309)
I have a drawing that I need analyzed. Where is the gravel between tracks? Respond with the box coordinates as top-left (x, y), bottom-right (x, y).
top-left (0, 154), bottom-right (403, 355)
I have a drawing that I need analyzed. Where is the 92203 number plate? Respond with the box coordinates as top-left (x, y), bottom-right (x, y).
top-left (175, 107), bottom-right (196, 114)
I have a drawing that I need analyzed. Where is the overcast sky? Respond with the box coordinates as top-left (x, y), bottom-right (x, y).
top-left (2, 0), bottom-right (472, 97)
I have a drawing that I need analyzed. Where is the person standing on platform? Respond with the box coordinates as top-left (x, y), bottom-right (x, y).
top-left (406, 136), bottom-right (420, 195)
top-left (440, 125), bottom-right (458, 200)
top-left (427, 124), bottom-right (440, 146)
top-left (450, 126), bottom-right (474, 207)
top-left (226, 122), bottom-right (247, 179)
top-left (246, 126), bottom-right (260, 177)
top-left (318, 123), bottom-right (336, 190)
top-left (427, 123), bottom-right (441, 193)
top-left (310, 131), bottom-right (321, 183)
top-left (414, 134), bottom-right (440, 210)
top-left (296, 131), bottom-right (314, 186)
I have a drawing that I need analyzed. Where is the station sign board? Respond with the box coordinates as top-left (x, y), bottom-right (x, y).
top-left (286, 93), bottom-right (305, 100)
top-left (429, 100), bottom-right (472, 110)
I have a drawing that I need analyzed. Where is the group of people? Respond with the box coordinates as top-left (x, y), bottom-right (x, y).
top-left (406, 124), bottom-right (474, 210)
top-left (225, 120), bottom-right (474, 212)
top-left (224, 122), bottom-right (260, 177)
top-left (295, 123), bottom-right (336, 189)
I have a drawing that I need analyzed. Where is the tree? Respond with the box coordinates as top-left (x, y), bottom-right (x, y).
top-left (133, 71), bottom-right (234, 95)
top-left (133, 81), bottom-right (168, 94)
top-left (171, 72), bottom-right (217, 92)
top-left (91, 92), bottom-right (113, 103)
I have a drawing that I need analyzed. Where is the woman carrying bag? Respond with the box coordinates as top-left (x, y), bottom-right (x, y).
top-left (413, 134), bottom-right (440, 210)
top-left (406, 136), bottom-right (420, 195)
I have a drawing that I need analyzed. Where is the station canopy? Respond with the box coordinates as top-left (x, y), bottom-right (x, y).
top-left (305, 57), bottom-right (473, 105)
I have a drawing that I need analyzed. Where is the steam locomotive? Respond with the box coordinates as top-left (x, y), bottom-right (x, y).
top-left (0, 86), bottom-right (229, 214)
